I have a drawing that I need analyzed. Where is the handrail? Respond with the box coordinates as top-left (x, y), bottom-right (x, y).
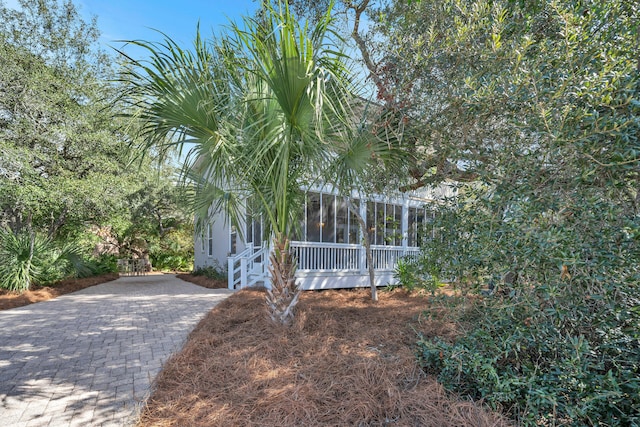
top-left (227, 246), bottom-right (268, 289)
top-left (290, 240), bottom-right (360, 249)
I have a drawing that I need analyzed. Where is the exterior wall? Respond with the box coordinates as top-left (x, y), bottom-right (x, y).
top-left (194, 211), bottom-right (233, 271)
top-left (297, 271), bottom-right (397, 290)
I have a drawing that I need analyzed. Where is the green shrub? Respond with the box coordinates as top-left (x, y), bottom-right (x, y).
top-left (192, 263), bottom-right (226, 280)
top-left (84, 254), bottom-right (119, 275)
top-left (416, 188), bottom-right (640, 425)
top-left (418, 290), bottom-right (640, 425)
top-left (394, 257), bottom-right (441, 293)
top-left (0, 229), bottom-right (53, 291)
top-left (0, 228), bottom-right (105, 291)
top-left (151, 253), bottom-right (193, 271)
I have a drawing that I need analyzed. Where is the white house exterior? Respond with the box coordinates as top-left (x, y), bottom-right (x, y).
top-left (194, 183), bottom-right (455, 290)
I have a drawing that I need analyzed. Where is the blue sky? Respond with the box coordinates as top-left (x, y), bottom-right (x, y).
top-left (80, 0), bottom-right (259, 56)
top-left (5, 0), bottom-right (259, 57)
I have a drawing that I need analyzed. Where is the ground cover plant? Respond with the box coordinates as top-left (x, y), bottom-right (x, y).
top-left (138, 288), bottom-right (510, 426)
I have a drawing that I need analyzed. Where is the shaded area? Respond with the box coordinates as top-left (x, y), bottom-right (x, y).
top-left (140, 288), bottom-right (511, 426)
top-left (0, 273), bottom-right (120, 311)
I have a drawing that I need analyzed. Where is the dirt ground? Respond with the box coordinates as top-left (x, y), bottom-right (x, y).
top-left (0, 273), bottom-right (120, 311)
top-left (138, 287), bottom-right (511, 427)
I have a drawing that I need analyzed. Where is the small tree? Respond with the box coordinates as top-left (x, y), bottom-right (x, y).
top-left (121, 2), bottom-right (387, 323)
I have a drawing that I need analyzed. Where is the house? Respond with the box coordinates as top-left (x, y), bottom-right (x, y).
top-left (194, 182), bottom-right (455, 290)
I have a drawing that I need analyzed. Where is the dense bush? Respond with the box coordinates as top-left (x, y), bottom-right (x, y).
top-left (192, 264), bottom-right (227, 281)
top-left (394, 257), bottom-right (441, 293)
top-left (85, 254), bottom-right (119, 275)
top-left (151, 252), bottom-right (193, 272)
top-left (419, 291), bottom-right (640, 425)
top-left (399, 1), bottom-right (640, 424)
top-left (416, 185), bottom-right (640, 425)
top-left (0, 228), bottom-right (51, 291)
top-left (0, 228), bottom-right (111, 292)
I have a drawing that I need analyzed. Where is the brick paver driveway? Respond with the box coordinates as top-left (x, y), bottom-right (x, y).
top-left (0, 274), bottom-right (233, 427)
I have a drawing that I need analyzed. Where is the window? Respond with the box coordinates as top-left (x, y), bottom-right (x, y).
top-left (207, 223), bottom-right (214, 257)
top-left (230, 225), bottom-right (237, 255)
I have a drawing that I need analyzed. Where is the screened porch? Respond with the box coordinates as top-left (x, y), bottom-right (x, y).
top-left (226, 189), bottom-right (434, 289)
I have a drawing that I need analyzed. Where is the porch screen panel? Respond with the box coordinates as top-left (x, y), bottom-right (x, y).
top-left (230, 225), bottom-right (237, 255)
top-left (335, 197), bottom-right (348, 243)
top-left (291, 195), bottom-right (306, 241)
top-left (423, 210), bottom-right (435, 244)
top-left (416, 209), bottom-right (426, 246)
top-left (307, 192), bottom-right (321, 242)
top-left (387, 204), bottom-right (401, 246)
top-left (366, 201), bottom-right (375, 245)
top-left (409, 208), bottom-right (434, 247)
top-left (321, 193), bottom-right (335, 243)
top-left (348, 200), bottom-right (359, 244)
top-left (246, 213), bottom-right (253, 245)
top-left (376, 203), bottom-right (385, 245)
top-left (253, 218), bottom-right (262, 247)
top-left (408, 207), bottom-right (417, 246)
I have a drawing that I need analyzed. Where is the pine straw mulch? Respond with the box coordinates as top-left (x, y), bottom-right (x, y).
top-left (138, 287), bottom-right (511, 427)
top-left (0, 273), bottom-right (120, 311)
top-left (176, 274), bottom-right (229, 289)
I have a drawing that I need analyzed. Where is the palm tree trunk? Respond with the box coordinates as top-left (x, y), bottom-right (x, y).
top-left (266, 235), bottom-right (301, 325)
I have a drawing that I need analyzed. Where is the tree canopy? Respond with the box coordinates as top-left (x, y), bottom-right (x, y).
top-left (0, 0), bottom-right (193, 279)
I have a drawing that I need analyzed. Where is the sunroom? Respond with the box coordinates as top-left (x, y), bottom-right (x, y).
top-left (194, 184), bottom-right (453, 290)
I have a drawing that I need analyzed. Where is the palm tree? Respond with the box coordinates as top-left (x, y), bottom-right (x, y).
top-left (121, 2), bottom-right (389, 324)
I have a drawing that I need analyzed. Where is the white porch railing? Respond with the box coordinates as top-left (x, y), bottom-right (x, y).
top-left (227, 241), bottom-right (421, 289)
top-left (291, 241), bottom-right (361, 271)
top-left (227, 246), bottom-right (269, 290)
top-left (291, 241), bottom-right (420, 273)
top-left (369, 245), bottom-right (410, 271)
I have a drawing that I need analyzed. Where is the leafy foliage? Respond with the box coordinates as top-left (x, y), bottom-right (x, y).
top-left (394, 257), bottom-right (441, 293)
top-left (192, 264), bottom-right (227, 281)
top-left (0, 0), bottom-right (196, 277)
top-left (0, 228), bottom-right (98, 291)
top-left (393, 0), bottom-right (640, 424)
top-left (0, 1), bottom-right (132, 238)
top-left (0, 228), bottom-right (50, 291)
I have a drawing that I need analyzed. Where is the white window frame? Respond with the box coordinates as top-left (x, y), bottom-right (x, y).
top-left (207, 223), bottom-right (214, 257)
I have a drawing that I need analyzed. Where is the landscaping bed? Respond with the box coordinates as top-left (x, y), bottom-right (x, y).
top-left (0, 273), bottom-right (120, 311)
top-left (176, 273), bottom-right (228, 289)
top-left (138, 287), bottom-right (510, 426)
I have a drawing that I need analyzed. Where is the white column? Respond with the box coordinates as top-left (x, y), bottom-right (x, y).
top-left (227, 257), bottom-right (235, 290)
top-left (359, 199), bottom-right (367, 274)
top-left (401, 197), bottom-right (409, 255)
